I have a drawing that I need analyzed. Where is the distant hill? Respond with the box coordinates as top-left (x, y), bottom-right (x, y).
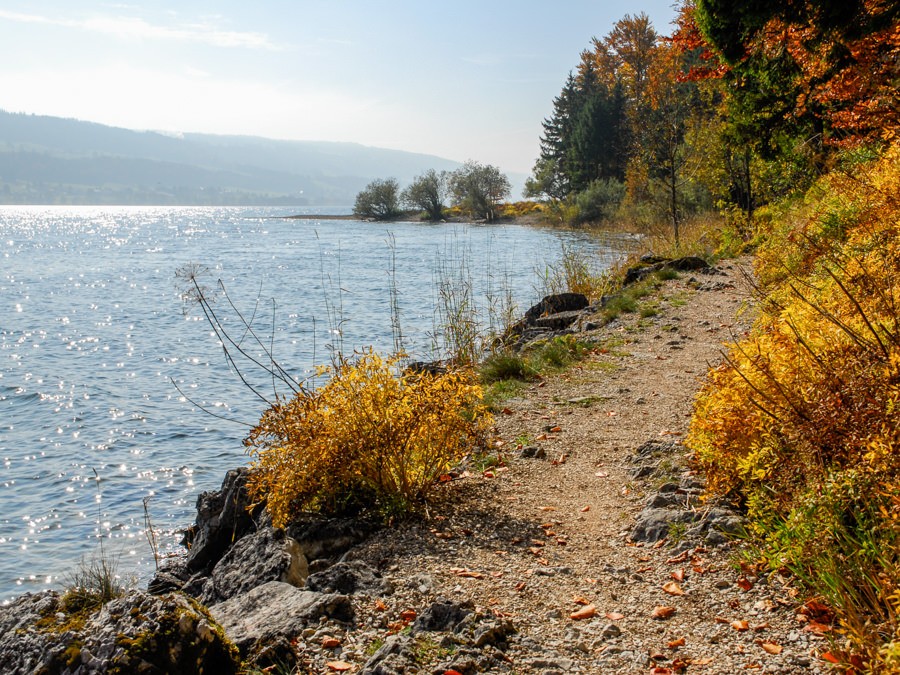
top-left (0, 110), bottom-right (463, 206)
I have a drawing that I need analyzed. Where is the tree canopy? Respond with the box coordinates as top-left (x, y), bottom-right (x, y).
top-left (353, 178), bottom-right (401, 220)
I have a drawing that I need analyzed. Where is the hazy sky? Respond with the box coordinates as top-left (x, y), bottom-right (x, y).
top-left (0, 1), bottom-right (678, 174)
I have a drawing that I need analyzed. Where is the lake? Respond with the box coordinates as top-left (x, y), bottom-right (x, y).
top-left (0, 205), bottom-right (622, 601)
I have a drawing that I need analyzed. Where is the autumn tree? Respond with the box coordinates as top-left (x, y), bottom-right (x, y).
top-left (694, 0), bottom-right (900, 145)
top-left (449, 161), bottom-right (511, 221)
top-left (402, 169), bottom-right (447, 221)
top-left (354, 178), bottom-right (401, 220)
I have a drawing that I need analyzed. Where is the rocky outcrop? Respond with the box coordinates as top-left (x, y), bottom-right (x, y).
top-left (505, 292), bottom-right (590, 345)
top-left (0, 590), bottom-right (240, 675)
top-left (623, 255), bottom-right (711, 286)
top-left (182, 467), bottom-right (263, 574)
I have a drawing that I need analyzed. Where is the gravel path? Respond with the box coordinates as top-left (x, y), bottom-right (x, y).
top-left (297, 259), bottom-right (832, 674)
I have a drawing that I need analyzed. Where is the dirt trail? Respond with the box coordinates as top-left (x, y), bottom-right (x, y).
top-left (339, 258), bottom-right (828, 674)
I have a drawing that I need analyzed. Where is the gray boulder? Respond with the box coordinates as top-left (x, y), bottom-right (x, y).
top-left (305, 560), bottom-right (392, 597)
top-left (201, 527), bottom-right (309, 604)
top-left (184, 467), bottom-right (263, 573)
top-left (210, 581), bottom-right (354, 653)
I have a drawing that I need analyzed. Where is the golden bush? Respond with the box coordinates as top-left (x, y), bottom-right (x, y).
top-left (244, 350), bottom-right (492, 527)
top-left (688, 143), bottom-right (900, 666)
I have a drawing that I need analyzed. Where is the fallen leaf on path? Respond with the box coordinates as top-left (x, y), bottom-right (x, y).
top-left (580, 505), bottom-right (591, 512)
top-left (691, 657), bottom-right (714, 666)
top-left (444, 670), bottom-right (464, 675)
top-left (570, 604), bottom-right (597, 620)
top-left (737, 577), bottom-right (754, 591)
top-left (651, 606), bottom-right (676, 620)
top-left (666, 550), bottom-right (689, 564)
top-left (326, 661), bottom-right (353, 671)
top-left (731, 619), bottom-right (750, 631)
top-left (501, 407), bottom-right (514, 415)
top-left (450, 568), bottom-right (484, 579)
top-left (515, 581), bottom-right (526, 591)
top-left (668, 637), bottom-right (686, 649)
top-left (549, 426), bottom-right (562, 433)
top-left (605, 611), bottom-right (625, 620)
top-left (535, 433), bottom-right (548, 440)
top-left (572, 595), bottom-right (590, 605)
top-left (538, 506), bottom-right (556, 512)
top-left (482, 470), bottom-right (495, 478)
top-left (399, 609), bottom-right (417, 622)
top-left (671, 569), bottom-right (685, 582)
top-left (821, 652), bottom-right (841, 664)
top-left (804, 620), bottom-right (832, 635)
top-left (374, 599), bottom-right (387, 611)
top-left (662, 581), bottom-right (685, 596)
top-left (759, 641), bottom-right (783, 655)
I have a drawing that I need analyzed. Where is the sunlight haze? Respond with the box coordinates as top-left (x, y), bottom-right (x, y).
top-left (0, 1), bottom-right (678, 173)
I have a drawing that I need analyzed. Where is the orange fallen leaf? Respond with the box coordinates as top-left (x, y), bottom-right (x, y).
top-left (804, 620), bottom-right (832, 635)
top-left (444, 670), bottom-right (464, 675)
top-left (482, 470), bottom-right (495, 478)
top-left (535, 433), bottom-right (548, 440)
top-left (662, 581), bottom-right (685, 596)
top-left (321, 637), bottom-right (341, 649)
top-left (570, 604), bottom-right (597, 620)
top-left (759, 641), bottom-right (783, 655)
top-left (821, 652), bottom-right (841, 664)
top-left (573, 595), bottom-right (590, 605)
top-left (549, 426), bottom-right (562, 432)
top-left (515, 581), bottom-right (526, 591)
top-left (650, 668), bottom-right (672, 674)
top-left (671, 569), bottom-right (685, 582)
top-left (450, 568), bottom-right (484, 579)
top-left (605, 611), bottom-right (625, 620)
top-left (580, 505), bottom-right (591, 512)
top-left (666, 550), bottom-right (689, 564)
top-left (501, 407), bottom-right (514, 415)
top-left (538, 506), bottom-right (556, 512)
top-left (326, 661), bottom-right (353, 672)
top-left (556, 537), bottom-right (567, 546)
top-left (737, 577), bottom-right (754, 591)
top-left (374, 599), bottom-right (387, 611)
top-left (731, 619), bottom-right (750, 631)
top-left (399, 609), bottom-right (417, 622)
top-left (651, 606), bottom-right (676, 619)
top-left (668, 637), bottom-right (686, 649)
top-left (691, 657), bottom-right (714, 665)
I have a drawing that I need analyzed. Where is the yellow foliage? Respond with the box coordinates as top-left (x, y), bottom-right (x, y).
top-left (244, 351), bottom-right (492, 527)
top-left (688, 143), bottom-right (900, 665)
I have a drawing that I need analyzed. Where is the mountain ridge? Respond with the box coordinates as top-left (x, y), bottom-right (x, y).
top-left (0, 110), bottom-right (465, 205)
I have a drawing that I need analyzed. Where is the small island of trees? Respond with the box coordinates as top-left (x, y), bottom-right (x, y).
top-left (354, 160), bottom-right (511, 222)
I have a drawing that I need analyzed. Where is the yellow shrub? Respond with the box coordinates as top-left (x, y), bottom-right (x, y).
top-left (244, 351), bottom-right (492, 527)
top-left (688, 143), bottom-right (900, 666)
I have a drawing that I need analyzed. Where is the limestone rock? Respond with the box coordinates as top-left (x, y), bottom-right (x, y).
top-left (305, 560), bottom-right (392, 597)
top-left (201, 527), bottom-right (309, 604)
top-left (209, 581), bottom-right (354, 652)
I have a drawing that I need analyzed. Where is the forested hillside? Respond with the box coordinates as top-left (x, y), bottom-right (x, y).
top-left (0, 111), bottom-right (461, 205)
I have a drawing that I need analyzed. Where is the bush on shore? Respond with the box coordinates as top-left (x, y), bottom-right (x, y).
top-left (244, 350), bottom-right (492, 526)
